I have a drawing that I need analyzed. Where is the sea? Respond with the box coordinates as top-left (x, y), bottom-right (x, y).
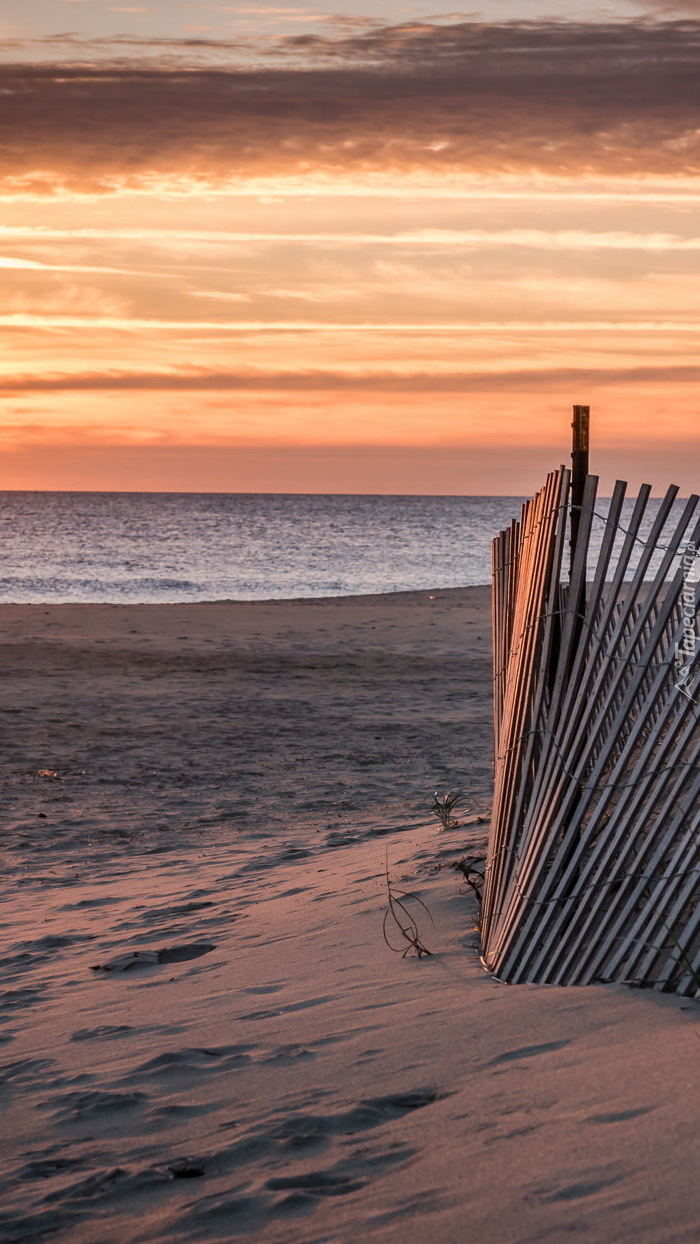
top-left (0, 492), bottom-right (692, 604)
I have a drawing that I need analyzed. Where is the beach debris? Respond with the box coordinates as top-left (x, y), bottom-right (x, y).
top-left (383, 855), bottom-right (434, 959)
top-left (90, 943), bottom-right (215, 972)
top-left (168, 1160), bottom-right (205, 1179)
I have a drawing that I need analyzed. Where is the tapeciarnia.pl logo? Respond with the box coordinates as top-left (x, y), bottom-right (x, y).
top-left (675, 541), bottom-right (699, 703)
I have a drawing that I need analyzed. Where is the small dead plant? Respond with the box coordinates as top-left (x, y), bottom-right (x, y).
top-left (450, 856), bottom-right (486, 915)
top-left (432, 790), bottom-right (464, 829)
top-left (383, 854), bottom-right (434, 958)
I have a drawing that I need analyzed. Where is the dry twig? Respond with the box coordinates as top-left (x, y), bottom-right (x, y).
top-left (383, 854), bottom-right (434, 958)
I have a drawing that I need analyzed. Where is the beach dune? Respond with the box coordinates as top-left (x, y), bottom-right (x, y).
top-left (0, 589), bottom-right (697, 1243)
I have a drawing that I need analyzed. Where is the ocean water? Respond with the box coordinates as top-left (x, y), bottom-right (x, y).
top-left (0, 492), bottom-right (693, 604)
top-left (0, 493), bottom-right (523, 603)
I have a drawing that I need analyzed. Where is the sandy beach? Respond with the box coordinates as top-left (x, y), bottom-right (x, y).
top-left (1, 587), bottom-right (698, 1244)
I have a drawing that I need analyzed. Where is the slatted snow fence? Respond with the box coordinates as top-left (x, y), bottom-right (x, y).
top-left (481, 468), bottom-right (700, 997)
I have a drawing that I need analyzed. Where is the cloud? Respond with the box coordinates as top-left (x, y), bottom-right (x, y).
top-left (3, 20), bottom-right (700, 193)
top-left (630, 1), bottom-right (700, 12)
top-left (2, 315), bottom-right (699, 334)
top-left (10, 227), bottom-right (700, 250)
top-left (3, 363), bottom-right (700, 393)
top-left (0, 254), bottom-right (170, 275)
top-left (3, 315), bottom-right (700, 335)
top-left (190, 290), bottom-right (251, 301)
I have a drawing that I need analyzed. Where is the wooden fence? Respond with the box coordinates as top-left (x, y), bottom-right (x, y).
top-left (481, 467), bottom-right (700, 997)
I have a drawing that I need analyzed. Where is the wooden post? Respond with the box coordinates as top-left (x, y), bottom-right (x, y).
top-left (570, 405), bottom-right (590, 579)
top-left (567, 404), bottom-right (590, 721)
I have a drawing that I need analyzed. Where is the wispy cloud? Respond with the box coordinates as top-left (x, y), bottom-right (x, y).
top-left (3, 316), bottom-right (700, 333)
top-left (189, 290), bottom-right (251, 302)
top-left (3, 364), bottom-right (700, 392)
top-left (8, 228), bottom-right (700, 250)
top-left (0, 254), bottom-right (171, 275)
top-left (3, 20), bottom-right (700, 195)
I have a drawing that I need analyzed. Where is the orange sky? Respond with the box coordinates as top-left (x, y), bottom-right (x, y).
top-left (1, 11), bottom-right (699, 493)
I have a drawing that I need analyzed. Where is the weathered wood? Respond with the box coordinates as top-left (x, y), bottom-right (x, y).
top-left (570, 404), bottom-right (590, 631)
top-left (482, 471), bottom-right (567, 945)
top-left (482, 463), bottom-right (700, 997)
top-left (498, 518), bottom-right (698, 982)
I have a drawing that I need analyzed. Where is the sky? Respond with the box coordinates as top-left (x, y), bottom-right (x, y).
top-left (1, 0), bottom-right (700, 493)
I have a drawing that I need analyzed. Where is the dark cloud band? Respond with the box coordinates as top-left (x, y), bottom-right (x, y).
top-left (2, 20), bottom-right (700, 190)
top-left (3, 364), bottom-right (700, 393)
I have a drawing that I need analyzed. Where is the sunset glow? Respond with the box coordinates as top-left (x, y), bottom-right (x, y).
top-left (2, 1), bottom-right (699, 492)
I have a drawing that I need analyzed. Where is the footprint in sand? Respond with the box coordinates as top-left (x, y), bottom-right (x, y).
top-left (487, 1039), bottom-right (572, 1065)
top-left (175, 1090), bottom-right (440, 1235)
top-left (70, 1024), bottom-right (134, 1042)
top-left (42, 1088), bottom-right (148, 1122)
top-left (90, 943), bottom-right (215, 972)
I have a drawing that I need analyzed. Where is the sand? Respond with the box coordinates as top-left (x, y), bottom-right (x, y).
top-left (0, 587), bottom-right (698, 1244)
